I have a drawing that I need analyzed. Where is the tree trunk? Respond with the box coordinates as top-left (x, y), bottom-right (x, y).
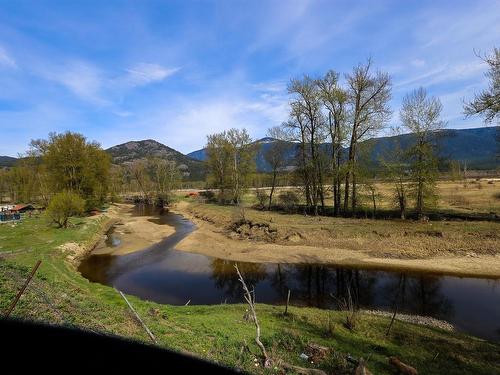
top-left (268, 171), bottom-right (277, 210)
top-left (371, 190), bottom-right (376, 218)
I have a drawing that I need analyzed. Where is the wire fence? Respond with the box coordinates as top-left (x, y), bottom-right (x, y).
top-left (0, 261), bottom-right (145, 340)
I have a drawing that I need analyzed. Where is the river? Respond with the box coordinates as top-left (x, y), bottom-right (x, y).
top-left (79, 205), bottom-right (500, 342)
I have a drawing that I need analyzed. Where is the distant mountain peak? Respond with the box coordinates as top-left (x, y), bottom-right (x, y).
top-left (105, 139), bottom-right (205, 180)
top-left (254, 137), bottom-right (277, 144)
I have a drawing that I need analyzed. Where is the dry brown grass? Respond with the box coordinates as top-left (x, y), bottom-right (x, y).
top-left (180, 198), bottom-right (500, 260)
top-left (249, 178), bottom-right (500, 216)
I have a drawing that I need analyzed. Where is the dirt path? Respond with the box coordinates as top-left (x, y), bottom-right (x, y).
top-left (91, 203), bottom-right (176, 255)
top-left (171, 201), bottom-right (500, 278)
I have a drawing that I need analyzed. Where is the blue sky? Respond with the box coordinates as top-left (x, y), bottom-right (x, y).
top-left (0, 0), bottom-right (499, 156)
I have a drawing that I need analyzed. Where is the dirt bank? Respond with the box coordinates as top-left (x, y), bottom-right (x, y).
top-left (90, 203), bottom-right (175, 256)
top-left (172, 201), bottom-right (500, 278)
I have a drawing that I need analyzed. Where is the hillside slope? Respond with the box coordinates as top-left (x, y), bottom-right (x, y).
top-left (0, 156), bottom-right (17, 167)
top-left (106, 139), bottom-right (205, 180)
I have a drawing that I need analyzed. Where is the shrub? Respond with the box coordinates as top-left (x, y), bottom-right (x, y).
top-left (278, 191), bottom-right (300, 212)
top-left (198, 190), bottom-right (216, 203)
top-left (47, 191), bottom-right (85, 228)
top-left (255, 189), bottom-right (268, 209)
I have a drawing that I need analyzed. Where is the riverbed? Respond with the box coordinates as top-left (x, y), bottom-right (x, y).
top-left (79, 205), bottom-right (500, 342)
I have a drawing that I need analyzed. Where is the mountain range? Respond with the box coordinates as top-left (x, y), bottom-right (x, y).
top-left (188, 126), bottom-right (500, 171)
top-left (1, 126), bottom-right (498, 178)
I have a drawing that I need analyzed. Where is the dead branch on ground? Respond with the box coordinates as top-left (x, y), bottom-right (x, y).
top-left (234, 263), bottom-right (271, 368)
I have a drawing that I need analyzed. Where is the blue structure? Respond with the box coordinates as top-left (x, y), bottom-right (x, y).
top-left (0, 213), bottom-right (21, 222)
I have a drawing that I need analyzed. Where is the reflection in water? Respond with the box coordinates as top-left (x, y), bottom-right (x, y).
top-left (210, 260), bottom-right (267, 300)
top-left (79, 207), bottom-right (500, 342)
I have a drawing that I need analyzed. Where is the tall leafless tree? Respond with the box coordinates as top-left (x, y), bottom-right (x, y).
top-left (344, 59), bottom-right (392, 214)
top-left (317, 70), bottom-right (348, 216)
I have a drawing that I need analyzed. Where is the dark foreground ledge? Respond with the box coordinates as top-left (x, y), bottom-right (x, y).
top-left (0, 318), bottom-right (240, 373)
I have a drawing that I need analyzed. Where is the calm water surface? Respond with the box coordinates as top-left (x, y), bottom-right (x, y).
top-left (79, 205), bottom-right (500, 342)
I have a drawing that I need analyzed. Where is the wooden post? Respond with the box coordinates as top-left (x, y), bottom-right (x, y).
top-left (386, 274), bottom-right (404, 336)
top-left (4, 260), bottom-right (41, 318)
top-left (117, 289), bottom-right (158, 345)
top-left (284, 289), bottom-right (291, 316)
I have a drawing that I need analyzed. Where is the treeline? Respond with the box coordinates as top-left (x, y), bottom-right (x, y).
top-left (0, 131), bottom-right (181, 226)
top-left (108, 157), bottom-right (181, 205)
top-left (205, 59), bottom-right (447, 219)
top-left (0, 132), bottom-right (110, 209)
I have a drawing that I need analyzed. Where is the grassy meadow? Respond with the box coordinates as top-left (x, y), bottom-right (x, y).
top-left (0, 212), bottom-right (499, 374)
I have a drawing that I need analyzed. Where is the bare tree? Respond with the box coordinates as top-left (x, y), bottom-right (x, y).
top-left (148, 157), bottom-right (180, 205)
top-left (283, 111), bottom-right (313, 208)
top-left (317, 70), bottom-right (348, 216)
top-left (344, 59), bottom-right (392, 214)
top-left (128, 161), bottom-right (153, 201)
top-left (401, 87), bottom-right (445, 216)
top-left (464, 47), bottom-right (500, 124)
top-left (288, 75), bottom-right (328, 215)
top-left (264, 126), bottom-right (290, 209)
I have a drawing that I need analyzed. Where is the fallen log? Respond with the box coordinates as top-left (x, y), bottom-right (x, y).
top-left (388, 356), bottom-right (418, 375)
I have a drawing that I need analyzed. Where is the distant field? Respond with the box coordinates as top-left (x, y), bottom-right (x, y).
top-left (174, 178), bottom-right (500, 270)
top-left (238, 178), bottom-right (500, 217)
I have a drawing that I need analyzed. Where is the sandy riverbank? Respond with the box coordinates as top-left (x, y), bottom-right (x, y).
top-left (90, 203), bottom-right (176, 255)
top-left (171, 201), bottom-right (500, 278)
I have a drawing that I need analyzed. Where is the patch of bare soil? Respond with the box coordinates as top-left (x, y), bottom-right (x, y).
top-left (228, 219), bottom-right (278, 242)
top-left (89, 204), bottom-right (175, 256)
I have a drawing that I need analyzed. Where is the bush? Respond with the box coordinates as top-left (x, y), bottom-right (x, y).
top-left (47, 191), bottom-right (85, 228)
top-left (255, 189), bottom-right (268, 209)
top-left (198, 190), bottom-right (216, 203)
top-left (278, 191), bottom-right (300, 212)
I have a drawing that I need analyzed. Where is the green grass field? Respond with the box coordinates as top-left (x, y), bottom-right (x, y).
top-left (1, 213), bottom-right (499, 374)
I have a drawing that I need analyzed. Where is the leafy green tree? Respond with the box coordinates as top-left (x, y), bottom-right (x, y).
top-left (30, 131), bottom-right (110, 208)
top-left (400, 88), bottom-right (445, 216)
top-left (47, 191), bottom-right (85, 228)
top-left (206, 129), bottom-right (256, 204)
top-left (206, 132), bottom-right (231, 203)
top-left (382, 138), bottom-right (409, 219)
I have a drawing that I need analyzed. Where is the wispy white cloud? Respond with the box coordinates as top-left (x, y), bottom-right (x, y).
top-left (37, 60), bottom-right (107, 104)
top-left (394, 61), bottom-right (485, 91)
top-left (122, 63), bottom-right (179, 87)
top-left (0, 46), bottom-right (17, 68)
top-left (33, 61), bottom-right (179, 105)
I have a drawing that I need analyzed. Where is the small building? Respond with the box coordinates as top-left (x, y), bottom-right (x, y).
top-left (11, 204), bottom-right (35, 213)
